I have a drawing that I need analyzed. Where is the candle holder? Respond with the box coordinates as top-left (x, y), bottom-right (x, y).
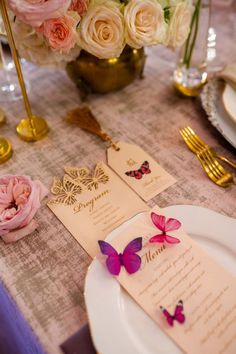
top-left (0, 107), bottom-right (6, 126)
top-left (0, 136), bottom-right (12, 164)
top-left (0, 108), bottom-right (12, 164)
top-left (0, 0), bottom-right (49, 141)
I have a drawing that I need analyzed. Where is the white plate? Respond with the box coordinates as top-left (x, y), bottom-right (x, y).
top-left (85, 205), bottom-right (236, 354)
top-left (222, 84), bottom-right (236, 124)
top-left (201, 78), bottom-right (236, 149)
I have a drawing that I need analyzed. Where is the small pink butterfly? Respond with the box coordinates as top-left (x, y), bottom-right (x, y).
top-left (149, 212), bottom-right (181, 244)
top-left (125, 161), bottom-right (151, 180)
top-left (160, 300), bottom-right (185, 327)
top-left (98, 238), bottom-right (142, 276)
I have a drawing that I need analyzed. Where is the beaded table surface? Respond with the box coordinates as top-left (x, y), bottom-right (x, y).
top-left (0, 7), bottom-right (235, 354)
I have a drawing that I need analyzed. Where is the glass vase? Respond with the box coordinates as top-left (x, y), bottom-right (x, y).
top-left (0, 17), bottom-right (29, 102)
top-left (173, 0), bottom-right (211, 97)
top-left (0, 38), bottom-right (24, 101)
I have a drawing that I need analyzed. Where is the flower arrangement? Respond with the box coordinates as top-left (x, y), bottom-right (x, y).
top-left (8, 0), bottom-right (192, 66)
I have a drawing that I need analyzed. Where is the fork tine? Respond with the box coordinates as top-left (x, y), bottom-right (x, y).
top-left (180, 130), bottom-right (199, 153)
top-left (179, 129), bottom-right (195, 152)
top-left (197, 147), bottom-right (235, 187)
top-left (212, 158), bottom-right (226, 175)
top-left (198, 151), bottom-right (221, 180)
top-left (180, 129), bottom-right (200, 153)
top-left (185, 127), bottom-right (208, 150)
top-left (203, 150), bottom-right (226, 177)
top-left (197, 154), bottom-right (218, 183)
top-left (183, 127), bottom-right (205, 152)
top-left (183, 128), bottom-right (204, 152)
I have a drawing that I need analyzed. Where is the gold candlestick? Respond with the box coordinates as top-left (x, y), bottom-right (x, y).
top-left (0, 0), bottom-right (49, 141)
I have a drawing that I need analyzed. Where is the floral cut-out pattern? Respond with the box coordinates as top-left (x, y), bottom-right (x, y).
top-left (49, 164), bottom-right (110, 205)
top-left (50, 175), bottom-right (82, 206)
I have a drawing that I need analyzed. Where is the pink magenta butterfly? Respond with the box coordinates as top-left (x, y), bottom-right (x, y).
top-left (125, 161), bottom-right (151, 180)
top-left (161, 300), bottom-right (185, 327)
top-left (149, 212), bottom-right (181, 244)
top-left (98, 238), bottom-right (142, 276)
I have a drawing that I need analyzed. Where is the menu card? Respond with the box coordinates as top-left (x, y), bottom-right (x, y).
top-left (48, 162), bottom-right (148, 257)
top-left (107, 206), bottom-right (236, 354)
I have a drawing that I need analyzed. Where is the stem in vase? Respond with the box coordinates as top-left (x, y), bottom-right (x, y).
top-left (183, 0), bottom-right (202, 68)
top-left (186, 0), bottom-right (202, 68)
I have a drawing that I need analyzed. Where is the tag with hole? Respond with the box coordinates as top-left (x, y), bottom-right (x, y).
top-left (107, 142), bottom-right (176, 201)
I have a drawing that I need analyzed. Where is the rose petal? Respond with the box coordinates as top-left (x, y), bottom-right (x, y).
top-left (34, 180), bottom-right (49, 201)
top-left (1, 219), bottom-right (38, 244)
top-left (8, 0), bottom-right (71, 27)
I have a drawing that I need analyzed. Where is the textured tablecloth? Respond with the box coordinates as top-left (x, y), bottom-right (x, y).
top-left (0, 7), bottom-right (235, 354)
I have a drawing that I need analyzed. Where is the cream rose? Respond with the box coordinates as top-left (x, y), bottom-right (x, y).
top-left (77, 0), bottom-right (125, 59)
top-left (166, 3), bottom-right (192, 48)
top-left (124, 0), bottom-right (167, 49)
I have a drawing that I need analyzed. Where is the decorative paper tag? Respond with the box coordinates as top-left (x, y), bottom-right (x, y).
top-left (107, 142), bottom-right (176, 201)
top-left (102, 206), bottom-right (236, 354)
top-left (48, 162), bottom-right (148, 257)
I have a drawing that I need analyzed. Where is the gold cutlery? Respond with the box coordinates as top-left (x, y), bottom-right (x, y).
top-left (180, 126), bottom-right (236, 169)
top-left (196, 149), bottom-right (236, 187)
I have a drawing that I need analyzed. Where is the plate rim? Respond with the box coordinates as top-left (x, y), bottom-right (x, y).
top-left (200, 78), bottom-right (236, 149)
top-left (222, 84), bottom-right (236, 124)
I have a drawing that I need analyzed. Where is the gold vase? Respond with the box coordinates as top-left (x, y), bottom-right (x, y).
top-left (66, 46), bottom-right (146, 99)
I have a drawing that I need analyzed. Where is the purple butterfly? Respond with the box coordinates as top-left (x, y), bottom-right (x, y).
top-left (98, 238), bottom-right (142, 276)
top-left (160, 300), bottom-right (185, 327)
top-left (149, 212), bottom-right (181, 244)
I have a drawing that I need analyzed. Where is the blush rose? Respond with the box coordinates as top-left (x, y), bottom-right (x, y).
top-left (8, 0), bottom-right (71, 27)
top-left (0, 175), bottom-right (48, 244)
top-left (69, 0), bottom-right (88, 16)
top-left (40, 14), bottom-right (78, 53)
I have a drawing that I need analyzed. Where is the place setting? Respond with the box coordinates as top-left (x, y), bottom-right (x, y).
top-left (0, 1), bottom-right (235, 354)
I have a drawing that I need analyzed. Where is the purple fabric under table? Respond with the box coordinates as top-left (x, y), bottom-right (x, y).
top-left (0, 281), bottom-right (46, 354)
top-left (60, 325), bottom-right (96, 354)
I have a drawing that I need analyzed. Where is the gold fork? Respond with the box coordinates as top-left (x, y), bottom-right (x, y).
top-left (180, 126), bottom-right (236, 169)
top-left (197, 149), bottom-right (236, 187)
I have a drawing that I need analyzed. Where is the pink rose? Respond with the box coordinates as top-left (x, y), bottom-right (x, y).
top-left (0, 175), bottom-right (48, 244)
top-left (69, 0), bottom-right (88, 16)
top-left (40, 15), bottom-right (78, 53)
top-left (8, 0), bottom-right (71, 27)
